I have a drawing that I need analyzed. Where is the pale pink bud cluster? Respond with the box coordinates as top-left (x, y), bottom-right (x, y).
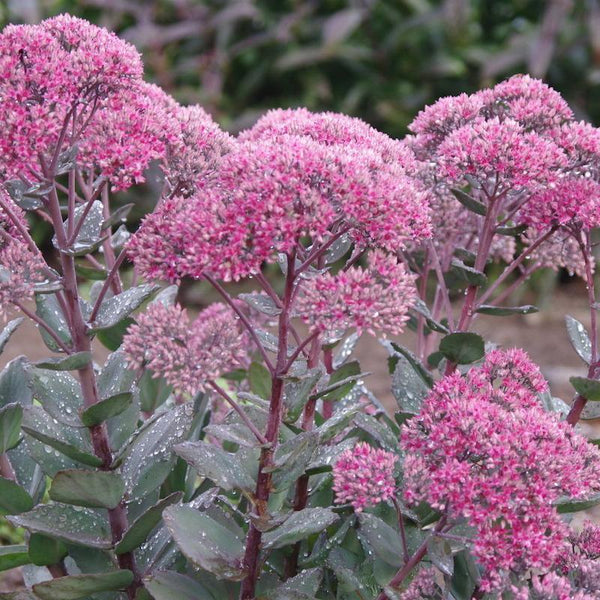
top-left (397, 567), bottom-right (440, 600)
top-left (122, 302), bottom-right (247, 395)
top-left (513, 573), bottom-right (595, 600)
top-left (332, 441), bottom-right (397, 512)
top-left (129, 109), bottom-right (431, 282)
top-left (402, 349), bottom-right (600, 591)
top-left (297, 250), bottom-right (417, 338)
top-left (0, 195), bottom-right (45, 317)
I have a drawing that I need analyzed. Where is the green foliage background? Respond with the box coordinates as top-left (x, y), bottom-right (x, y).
top-left (1, 0), bottom-right (598, 136)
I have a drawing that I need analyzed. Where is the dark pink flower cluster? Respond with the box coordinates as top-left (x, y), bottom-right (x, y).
top-left (122, 302), bottom-right (248, 395)
top-left (332, 441), bottom-right (397, 512)
top-left (402, 349), bottom-right (600, 591)
top-left (297, 250), bottom-right (417, 337)
top-left (129, 109), bottom-right (431, 282)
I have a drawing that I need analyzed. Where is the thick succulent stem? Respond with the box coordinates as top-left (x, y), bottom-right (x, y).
top-left (239, 252), bottom-right (295, 600)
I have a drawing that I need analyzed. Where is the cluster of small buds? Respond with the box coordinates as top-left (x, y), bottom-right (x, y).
top-left (122, 302), bottom-right (248, 395)
top-left (332, 441), bottom-right (397, 512)
top-left (397, 567), bottom-right (441, 600)
top-left (129, 107), bottom-right (431, 283)
top-left (513, 573), bottom-right (596, 600)
top-left (297, 250), bottom-right (417, 338)
top-left (402, 349), bottom-right (600, 591)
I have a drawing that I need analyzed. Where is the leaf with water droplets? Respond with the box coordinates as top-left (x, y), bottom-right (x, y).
top-left (30, 368), bottom-right (83, 427)
top-left (35, 294), bottom-right (72, 353)
top-left (317, 361), bottom-right (363, 402)
top-left (34, 352), bottom-right (92, 372)
top-left (90, 284), bottom-right (160, 331)
top-left (444, 259), bottom-right (487, 289)
top-left (476, 304), bottom-right (538, 316)
top-left (49, 469), bottom-right (125, 509)
top-left (325, 233), bottom-right (352, 264)
top-left (119, 404), bottom-right (193, 499)
top-left (0, 318), bottom-right (23, 356)
top-left (283, 367), bottom-right (324, 423)
top-left (266, 568), bottom-right (323, 599)
top-left (0, 403), bottom-right (22, 453)
top-left (262, 508), bottom-right (339, 550)
top-left (174, 441), bottom-right (255, 493)
top-left (0, 357), bottom-right (32, 411)
top-left (21, 406), bottom-right (102, 468)
top-left (143, 571), bottom-right (217, 600)
top-left (451, 188), bottom-right (487, 216)
top-left (0, 477), bottom-right (34, 514)
top-left (570, 376), bottom-right (600, 401)
top-left (102, 203), bottom-right (135, 230)
top-left (427, 536), bottom-right (454, 576)
top-left (0, 546), bottom-right (30, 572)
top-left (115, 492), bottom-right (182, 555)
top-left (270, 431), bottom-right (319, 492)
top-left (163, 505), bottom-right (246, 580)
top-left (410, 300), bottom-right (449, 334)
top-left (357, 514), bottom-right (403, 568)
top-left (8, 504), bottom-right (112, 548)
top-left (566, 315), bottom-right (592, 365)
top-left (58, 200), bottom-right (105, 256)
top-left (32, 570), bottom-right (134, 600)
top-left (239, 293), bottom-right (281, 316)
top-left (81, 392), bottom-right (133, 427)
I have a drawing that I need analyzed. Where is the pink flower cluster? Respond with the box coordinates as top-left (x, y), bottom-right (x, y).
top-left (332, 441), bottom-right (397, 512)
top-left (122, 302), bottom-right (247, 395)
top-left (397, 567), bottom-right (439, 600)
top-left (402, 348), bottom-right (600, 591)
top-left (0, 194), bottom-right (45, 317)
top-left (513, 573), bottom-right (596, 600)
top-left (129, 108), bottom-right (431, 282)
top-left (297, 250), bottom-right (417, 338)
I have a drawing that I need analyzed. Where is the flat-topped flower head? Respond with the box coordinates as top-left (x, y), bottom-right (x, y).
top-left (438, 117), bottom-right (566, 193)
top-left (297, 250), bottom-right (417, 338)
top-left (398, 568), bottom-right (441, 600)
top-left (513, 573), bottom-right (596, 600)
top-left (122, 302), bottom-right (247, 395)
top-left (241, 107), bottom-right (417, 170)
top-left (402, 349), bottom-right (600, 591)
top-left (482, 74), bottom-right (573, 130)
top-left (332, 441), bottom-right (397, 512)
top-left (129, 130), bottom-right (431, 283)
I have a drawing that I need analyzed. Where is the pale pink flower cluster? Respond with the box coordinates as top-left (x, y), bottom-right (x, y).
top-left (402, 349), bottom-right (600, 591)
top-left (297, 250), bottom-right (417, 338)
top-left (397, 567), bottom-right (440, 600)
top-left (122, 302), bottom-right (247, 395)
top-left (0, 195), bottom-right (45, 317)
top-left (513, 573), bottom-right (596, 600)
top-left (332, 441), bottom-right (397, 512)
top-left (129, 109), bottom-right (431, 282)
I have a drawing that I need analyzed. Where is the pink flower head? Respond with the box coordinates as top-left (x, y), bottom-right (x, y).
top-left (438, 117), bottom-right (566, 192)
top-left (297, 250), bottom-right (417, 338)
top-left (520, 177), bottom-right (600, 232)
top-left (162, 104), bottom-right (235, 196)
top-left (0, 15), bottom-right (143, 179)
top-left (332, 441), bottom-right (397, 512)
top-left (129, 129), bottom-right (430, 282)
top-left (482, 74), bottom-right (573, 130)
top-left (122, 302), bottom-right (248, 395)
top-left (241, 107), bottom-right (417, 170)
top-left (408, 93), bottom-right (484, 149)
top-left (402, 349), bottom-right (600, 591)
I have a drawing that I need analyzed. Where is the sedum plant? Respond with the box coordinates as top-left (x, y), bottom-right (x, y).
top-left (2, 13), bottom-right (600, 600)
